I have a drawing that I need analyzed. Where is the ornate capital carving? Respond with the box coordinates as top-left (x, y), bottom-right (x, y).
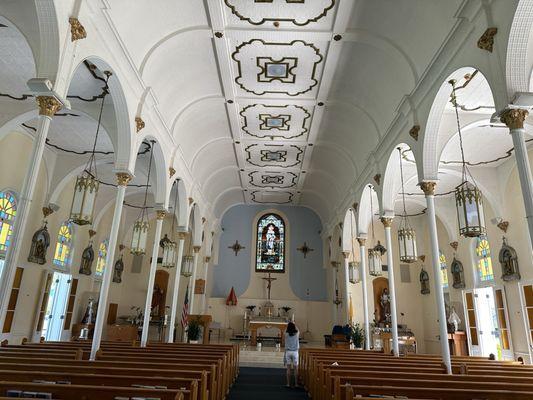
top-left (419, 181), bottom-right (436, 196)
top-left (42, 206), bottom-right (54, 218)
top-left (342, 251), bottom-right (350, 259)
top-left (450, 241), bottom-right (459, 251)
top-left (156, 210), bottom-right (167, 220)
top-left (205, 256), bottom-right (211, 263)
top-left (380, 217), bottom-right (393, 228)
top-left (497, 220), bottom-right (509, 233)
top-left (477, 27), bottom-right (497, 53)
top-left (116, 172), bottom-right (132, 186)
top-left (88, 229), bottom-right (97, 238)
top-left (193, 245), bottom-right (201, 253)
top-left (373, 174), bottom-right (381, 186)
top-left (177, 231), bottom-right (187, 240)
top-left (188, 197), bottom-right (194, 205)
top-left (69, 17), bottom-right (87, 42)
top-left (169, 167), bottom-right (176, 178)
top-left (357, 238), bottom-right (366, 246)
top-left (135, 116), bottom-right (145, 133)
top-left (37, 96), bottom-right (62, 117)
top-left (500, 108), bottom-right (528, 130)
top-left (409, 125), bottom-right (420, 141)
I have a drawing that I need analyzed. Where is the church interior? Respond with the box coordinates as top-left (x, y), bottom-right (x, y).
top-left (2, 0), bottom-right (533, 399)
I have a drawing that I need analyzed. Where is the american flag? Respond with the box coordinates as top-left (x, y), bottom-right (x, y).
top-left (181, 285), bottom-right (189, 328)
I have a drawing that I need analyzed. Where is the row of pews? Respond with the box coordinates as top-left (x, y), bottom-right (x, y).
top-left (300, 348), bottom-right (533, 399)
top-left (0, 339), bottom-right (238, 400)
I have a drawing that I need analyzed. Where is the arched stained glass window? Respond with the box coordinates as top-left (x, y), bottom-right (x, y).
top-left (95, 240), bottom-right (108, 277)
top-left (0, 190), bottom-right (17, 258)
top-left (439, 251), bottom-right (449, 289)
top-left (53, 222), bottom-right (73, 268)
top-left (475, 236), bottom-right (494, 282)
top-left (256, 213), bottom-right (285, 272)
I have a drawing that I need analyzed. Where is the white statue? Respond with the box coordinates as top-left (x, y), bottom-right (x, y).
top-left (448, 307), bottom-right (461, 332)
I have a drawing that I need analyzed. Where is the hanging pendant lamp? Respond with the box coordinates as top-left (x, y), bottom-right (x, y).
top-left (449, 79), bottom-right (486, 238)
top-left (367, 185), bottom-right (384, 276)
top-left (397, 147), bottom-right (418, 263)
top-left (348, 209), bottom-right (360, 284)
top-left (161, 182), bottom-right (179, 268)
top-left (130, 140), bottom-right (155, 255)
top-left (181, 232), bottom-right (194, 277)
top-left (69, 71), bottom-right (112, 225)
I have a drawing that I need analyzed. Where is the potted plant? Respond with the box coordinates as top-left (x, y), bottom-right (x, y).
top-left (350, 323), bottom-right (365, 350)
top-left (187, 316), bottom-right (201, 344)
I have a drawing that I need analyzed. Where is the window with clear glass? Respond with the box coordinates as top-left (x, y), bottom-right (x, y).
top-left (53, 222), bottom-right (73, 268)
top-left (95, 240), bottom-right (108, 277)
top-left (256, 213), bottom-right (285, 272)
top-left (475, 236), bottom-right (494, 282)
top-left (439, 250), bottom-right (449, 289)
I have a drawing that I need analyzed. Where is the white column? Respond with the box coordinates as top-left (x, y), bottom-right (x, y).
top-left (342, 252), bottom-right (351, 324)
top-left (188, 247), bottom-right (201, 315)
top-left (140, 211), bottom-right (165, 347)
top-left (331, 266), bottom-right (338, 326)
top-left (167, 235), bottom-right (185, 343)
top-left (381, 217), bottom-right (399, 357)
top-left (501, 109), bottom-right (533, 248)
top-left (200, 256), bottom-right (211, 314)
top-left (0, 97), bottom-right (62, 331)
top-left (90, 173), bottom-right (131, 360)
top-left (357, 238), bottom-right (371, 350)
top-left (421, 181), bottom-right (452, 374)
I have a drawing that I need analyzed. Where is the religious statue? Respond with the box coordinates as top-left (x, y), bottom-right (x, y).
top-left (151, 283), bottom-right (164, 317)
top-left (448, 307), bottom-right (461, 333)
top-left (79, 243), bottom-right (94, 275)
top-left (113, 255), bottom-right (124, 283)
top-left (379, 288), bottom-right (391, 323)
top-left (81, 298), bottom-right (97, 324)
top-left (262, 271), bottom-right (277, 301)
top-left (499, 237), bottom-right (521, 282)
top-left (451, 257), bottom-right (465, 289)
top-left (420, 268), bottom-right (430, 295)
top-left (28, 223), bottom-right (50, 265)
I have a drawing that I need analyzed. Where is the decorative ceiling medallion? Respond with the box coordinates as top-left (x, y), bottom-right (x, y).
top-left (232, 39), bottom-right (323, 96)
top-left (248, 171), bottom-right (298, 188)
top-left (251, 190), bottom-right (294, 204)
top-left (241, 104), bottom-right (311, 140)
top-left (224, 0), bottom-right (336, 26)
top-left (245, 144), bottom-right (304, 167)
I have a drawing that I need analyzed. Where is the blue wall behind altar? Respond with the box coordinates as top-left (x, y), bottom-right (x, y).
top-left (212, 204), bottom-right (327, 301)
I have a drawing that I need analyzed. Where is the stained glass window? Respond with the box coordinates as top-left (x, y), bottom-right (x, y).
top-left (53, 222), bottom-right (73, 268)
top-left (475, 236), bottom-right (494, 282)
top-left (0, 191), bottom-right (17, 258)
top-left (439, 251), bottom-right (449, 289)
top-left (256, 213), bottom-right (285, 272)
top-left (95, 240), bottom-right (108, 277)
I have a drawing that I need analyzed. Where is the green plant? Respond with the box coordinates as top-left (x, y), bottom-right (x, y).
top-left (350, 323), bottom-right (365, 349)
top-left (187, 317), bottom-right (201, 341)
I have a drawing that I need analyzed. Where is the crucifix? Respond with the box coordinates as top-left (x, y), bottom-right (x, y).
top-left (262, 271), bottom-right (277, 301)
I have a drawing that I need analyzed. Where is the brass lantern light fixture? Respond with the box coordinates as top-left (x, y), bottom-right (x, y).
top-left (397, 147), bottom-right (418, 263)
top-left (130, 141), bottom-right (155, 255)
top-left (161, 182), bottom-right (179, 268)
top-left (450, 79), bottom-right (486, 238)
top-left (348, 209), bottom-right (360, 284)
top-left (69, 71), bottom-right (112, 225)
top-left (181, 230), bottom-right (194, 277)
top-left (367, 186), bottom-right (385, 276)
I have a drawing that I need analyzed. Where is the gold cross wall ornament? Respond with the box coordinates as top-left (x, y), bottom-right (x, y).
top-left (229, 240), bottom-right (245, 256)
top-left (297, 242), bottom-right (314, 258)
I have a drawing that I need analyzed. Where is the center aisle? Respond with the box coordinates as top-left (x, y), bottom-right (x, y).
top-left (228, 367), bottom-right (308, 400)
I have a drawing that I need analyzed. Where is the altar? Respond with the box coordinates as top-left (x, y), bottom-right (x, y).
top-left (249, 318), bottom-right (288, 346)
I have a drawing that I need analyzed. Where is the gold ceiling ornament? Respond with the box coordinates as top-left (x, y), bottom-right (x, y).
top-left (169, 167), bottom-right (176, 178)
top-left (409, 125), bottom-right (420, 141)
top-left (380, 217), bottom-right (393, 228)
top-left (373, 174), bottom-right (381, 186)
top-left (42, 206), bottom-right (54, 218)
top-left (37, 96), bottom-right (62, 117)
top-left (418, 255), bottom-right (426, 263)
top-left (497, 220), bottom-right (509, 233)
top-left (116, 172), bottom-right (132, 186)
top-left (450, 241), bottom-right (459, 251)
top-left (135, 116), bottom-right (145, 133)
top-left (156, 210), bottom-right (167, 220)
top-left (188, 197), bottom-right (194, 205)
top-left (193, 245), bottom-right (201, 253)
top-left (88, 229), bottom-right (97, 238)
top-left (477, 27), bottom-right (497, 53)
top-left (357, 237), bottom-right (366, 246)
top-left (500, 108), bottom-right (528, 130)
top-left (419, 181), bottom-right (436, 196)
top-left (69, 17), bottom-right (87, 42)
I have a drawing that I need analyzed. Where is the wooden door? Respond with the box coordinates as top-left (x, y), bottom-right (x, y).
top-left (2, 267), bottom-right (24, 333)
top-left (494, 286), bottom-right (513, 360)
top-left (463, 289), bottom-right (481, 356)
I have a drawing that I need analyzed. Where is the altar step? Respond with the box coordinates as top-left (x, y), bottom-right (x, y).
top-left (239, 348), bottom-right (285, 369)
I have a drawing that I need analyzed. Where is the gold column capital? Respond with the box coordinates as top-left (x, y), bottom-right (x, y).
top-left (135, 116), bottom-right (145, 133)
top-left (37, 96), bottom-right (62, 117)
top-left (357, 238), bottom-right (366, 246)
top-left (156, 210), bottom-right (166, 220)
top-left (500, 108), bottom-right (528, 130)
top-left (116, 172), bottom-right (132, 186)
top-left (342, 251), bottom-right (350, 259)
top-left (177, 231), bottom-right (187, 240)
top-left (205, 256), bottom-right (211, 263)
top-left (69, 17), bottom-right (87, 42)
top-left (419, 181), bottom-right (437, 196)
top-left (193, 245), bottom-right (201, 253)
top-left (380, 217), bottom-right (393, 228)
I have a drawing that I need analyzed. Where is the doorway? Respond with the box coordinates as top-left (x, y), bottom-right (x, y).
top-left (41, 271), bottom-right (72, 341)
